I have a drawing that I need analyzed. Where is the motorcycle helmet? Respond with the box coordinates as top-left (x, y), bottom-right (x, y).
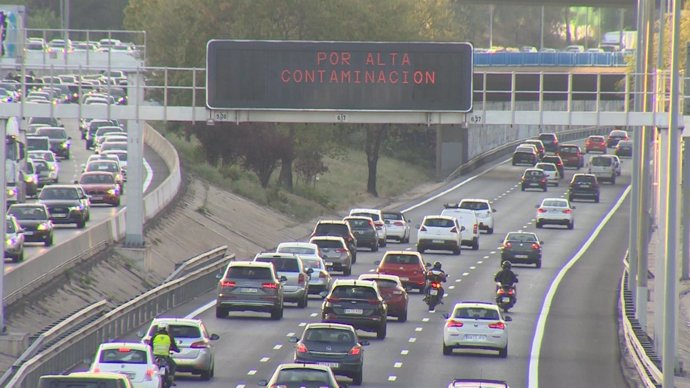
top-left (433, 261), bottom-right (442, 270)
top-left (157, 322), bottom-right (169, 333)
top-left (502, 261), bottom-right (512, 270)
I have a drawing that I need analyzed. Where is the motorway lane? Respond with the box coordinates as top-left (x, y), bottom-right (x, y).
top-left (129, 149), bottom-right (632, 388)
top-left (4, 118), bottom-right (167, 271)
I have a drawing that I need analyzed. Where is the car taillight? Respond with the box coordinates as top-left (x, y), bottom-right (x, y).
top-left (367, 299), bottom-right (381, 305)
top-left (420, 226), bottom-right (427, 232)
top-left (336, 248), bottom-right (347, 253)
top-left (497, 288), bottom-right (506, 295)
top-left (446, 320), bottom-right (464, 328)
top-left (563, 209), bottom-right (572, 214)
top-left (190, 340), bottom-right (209, 349)
top-left (541, 178), bottom-right (547, 183)
top-left (145, 368), bottom-right (155, 380)
top-left (394, 221), bottom-right (404, 226)
top-left (473, 224), bottom-right (478, 234)
top-left (298, 273), bottom-right (306, 285)
top-left (537, 208), bottom-right (546, 213)
top-left (296, 343), bottom-right (308, 353)
top-left (327, 297), bottom-right (340, 303)
top-left (220, 280), bottom-right (236, 288)
top-left (531, 243), bottom-right (540, 250)
top-left (450, 227), bottom-right (458, 233)
top-left (504, 242), bottom-right (512, 249)
top-left (488, 322), bottom-right (506, 330)
top-left (349, 345), bottom-right (362, 355)
top-left (93, 367), bottom-right (100, 372)
top-left (262, 282), bottom-right (278, 289)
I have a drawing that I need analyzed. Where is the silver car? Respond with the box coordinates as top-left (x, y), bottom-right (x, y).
top-left (141, 318), bottom-right (219, 380)
top-left (253, 252), bottom-right (311, 308)
top-left (309, 236), bottom-right (353, 276)
top-left (276, 242), bottom-right (332, 295)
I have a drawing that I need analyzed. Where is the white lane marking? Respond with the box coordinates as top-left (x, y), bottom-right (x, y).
top-left (455, 279), bottom-right (462, 283)
top-left (247, 370), bottom-right (257, 376)
top-left (310, 313), bottom-right (318, 317)
top-left (401, 158), bottom-right (509, 213)
top-left (405, 247), bottom-right (412, 250)
top-left (415, 327), bottom-right (423, 332)
top-left (394, 362), bottom-right (403, 368)
top-left (528, 185), bottom-right (630, 388)
top-left (143, 158), bottom-right (153, 192)
top-left (401, 350), bottom-right (409, 355)
top-left (236, 385), bottom-right (245, 388)
top-left (477, 260), bottom-right (484, 264)
top-left (368, 268), bottom-right (376, 272)
top-left (448, 285), bottom-right (455, 290)
top-left (490, 251), bottom-right (497, 254)
top-left (186, 299), bottom-right (215, 318)
top-left (388, 376), bottom-right (398, 382)
top-left (260, 357), bottom-right (270, 362)
top-left (287, 332), bottom-right (295, 337)
top-left (422, 318), bottom-right (430, 322)
top-left (470, 266), bottom-right (476, 270)
top-left (483, 255), bottom-right (490, 259)
top-left (462, 272), bottom-right (469, 276)
top-left (298, 322), bottom-right (306, 327)
top-left (408, 337), bottom-right (416, 343)
top-left (273, 344), bottom-right (282, 350)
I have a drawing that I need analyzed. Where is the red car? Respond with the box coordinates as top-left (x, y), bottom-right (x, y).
top-left (559, 144), bottom-right (585, 169)
top-left (375, 251), bottom-right (427, 292)
top-left (77, 171), bottom-right (121, 207)
top-left (585, 135), bottom-right (607, 154)
top-left (358, 274), bottom-right (409, 322)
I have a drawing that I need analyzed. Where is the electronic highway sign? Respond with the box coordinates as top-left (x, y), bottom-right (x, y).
top-left (206, 40), bottom-right (474, 112)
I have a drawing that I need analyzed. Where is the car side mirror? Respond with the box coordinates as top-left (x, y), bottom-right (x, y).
top-left (210, 334), bottom-right (220, 340)
top-left (425, 262), bottom-right (431, 268)
top-left (460, 226), bottom-right (466, 231)
top-left (306, 268), bottom-right (314, 275)
top-left (492, 208), bottom-right (497, 212)
top-left (571, 206), bottom-right (576, 209)
top-left (360, 340), bottom-right (370, 346)
top-left (258, 379), bottom-right (269, 387)
top-left (280, 276), bottom-right (288, 283)
top-left (319, 291), bottom-right (329, 299)
top-left (504, 316), bottom-right (513, 322)
top-left (73, 180), bottom-right (78, 184)
top-left (68, 136), bottom-right (72, 140)
top-left (288, 336), bottom-right (299, 343)
top-left (442, 313), bottom-right (450, 319)
top-left (540, 241), bottom-right (545, 245)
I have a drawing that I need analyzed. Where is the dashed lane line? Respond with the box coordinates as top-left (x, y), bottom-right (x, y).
top-left (388, 376), bottom-right (398, 382)
top-left (286, 332), bottom-right (295, 337)
top-left (260, 357), bottom-right (270, 363)
top-left (273, 345), bottom-right (282, 350)
top-left (462, 272), bottom-right (469, 276)
top-left (408, 338), bottom-right (416, 343)
top-left (448, 286), bottom-right (455, 290)
top-left (401, 350), bottom-right (409, 355)
top-left (247, 370), bottom-right (257, 376)
top-left (415, 327), bottom-right (423, 332)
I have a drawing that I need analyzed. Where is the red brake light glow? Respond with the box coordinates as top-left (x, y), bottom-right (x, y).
top-left (488, 321), bottom-right (506, 330)
top-left (504, 242), bottom-right (512, 249)
top-left (537, 208), bottom-right (547, 213)
top-left (262, 282), bottom-right (278, 289)
top-left (446, 320), bottom-right (464, 328)
top-left (394, 221), bottom-right (404, 226)
top-left (296, 343), bottom-right (308, 353)
top-left (220, 280), bottom-right (236, 287)
top-left (563, 209), bottom-right (572, 214)
top-left (431, 282), bottom-right (442, 289)
top-left (531, 243), bottom-right (540, 250)
top-left (349, 345), bottom-right (362, 355)
top-left (327, 297), bottom-right (340, 303)
top-left (190, 341), bottom-right (209, 349)
top-left (117, 347), bottom-right (131, 353)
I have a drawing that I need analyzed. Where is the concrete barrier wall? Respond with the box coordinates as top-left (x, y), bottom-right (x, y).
top-left (4, 123), bottom-right (181, 305)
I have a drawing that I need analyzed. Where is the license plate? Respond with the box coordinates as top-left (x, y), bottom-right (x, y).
top-left (399, 277), bottom-right (409, 281)
top-left (530, 183), bottom-right (539, 186)
top-left (501, 297), bottom-right (511, 303)
top-left (52, 213), bottom-right (66, 218)
top-left (240, 288), bottom-right (258, 293)
top-left (90, 195), bottom-right (103, 200)
top-left (24, 231), bottom-right (33, 235)
top-left (429, 289), bottom-right (438, 296)
top-left (317, 362), bottom-right (340, 368)
top-left (345, 309), bottom-right (363, 315)
top-left (581, 184), bottom-right (590, 187)
top-left (432, 239), bottom-right (445, 244)
top-left (514, 254), bottom-right (529, 258)
top-left (464, 334), bottom-right (486, 341)
top-left (325, 262), bottom-right (334, 267)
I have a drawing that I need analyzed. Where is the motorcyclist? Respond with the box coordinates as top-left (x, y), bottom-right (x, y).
top-left (494, 261), bottom-right (519, 291)
top-left (150, 323), bottom-right (181, 386)
top-left (424, 261), bottom-right (448, 303)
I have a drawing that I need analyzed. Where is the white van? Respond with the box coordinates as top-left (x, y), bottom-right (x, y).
top-left (588, 155), bottom-right (616, 184)
top-left (440, 205), bottom-right (480, 250)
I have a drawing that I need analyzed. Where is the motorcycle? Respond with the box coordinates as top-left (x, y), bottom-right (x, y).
top-left (425, 280), bottom-right (444, 311)
top-left (495, 282), bottom-right (517, 312)
top-left (155, 355), bottom-right (174, 388)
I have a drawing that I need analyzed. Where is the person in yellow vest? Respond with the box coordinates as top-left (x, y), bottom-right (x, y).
top-left (150, 323), bottom-right (180, 386)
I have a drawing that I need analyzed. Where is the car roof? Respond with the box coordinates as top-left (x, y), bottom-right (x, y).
top-left (310, 236), bottom-right (346, 242)
top-left (57, 372), bottom-right (132, 381)
top-left (332, 279), bottom-right (377, 288)
top-left (459, 198), bottom-right (490, 204)
top-left (344, 215), bottom-right (373, 221)
top-left (254, 252), bottom-right (300, 261)
top-left (540, 197), bottom-right (569, 204)
top-left (275, 363), bottom-right (334, 372)
top-left (316, 219), bottom-right (347, 225)
top-left (452, 301), bottom-right (500, 310)
top-left (588, 135), bottom-right (605, 139)
top-left (150, 317), bottom-right (203, 326)
top-left (304, 322), bottom-right (356, 331)
top-left (228, 261), bottom-right (275, 269)
top-left (98, 342), bottom-right (149, 350)
top-left (423, 215), bottom-right (456, 221)
top-left (350, 208), bottom-right (381, 213)
top-left (277, 242), bottom-right (318, 248)
top-left (383, 250), bottom-right (422, 257)
top-left (358, 273), bottom-right (403, 284)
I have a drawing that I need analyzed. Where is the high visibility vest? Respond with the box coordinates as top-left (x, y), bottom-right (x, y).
top-left (152, 334), bottom-right (172, 356)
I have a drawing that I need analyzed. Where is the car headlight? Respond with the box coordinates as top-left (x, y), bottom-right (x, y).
top-left (37, 223), bottom-right (48, 230)
top-left (68, 205), bottom-right (84, 211)
top-left (24, 175), bottom-right (35, 183)
top-left (107, 188), bottom-right (117, 195)
top-left (49, 164), bottom-right (57, 171)
top-left (6, 187), bottom-right (16, 196)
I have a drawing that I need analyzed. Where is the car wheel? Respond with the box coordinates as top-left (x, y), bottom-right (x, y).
top-left (343, 266), bottom-right (352, 276)
top-left (376, 322), bottom-right (387, 339)
top-left (76, 220), bottom-right (86, 229)
top-left (114, 199), bottom-right (121, 207)
top-left (372, 243), bottom-right (378, 252)
top-left (13, 251), bottom-right (23, 263)
top-left (536, 260), bottom-right (542, 269)
top-left (45, 235), bottom-right (54, 247)
top-left (568, 221), bottom-right (574, 230)
top-left (453, 246), bottom-right (461, 255)
top-left (568, 195), bottom-right (574, 202)
top-left (499, 345), bottom-right (508, 358)
top-left (611, 176), bottom-right (616, 185)
top-left (200, 364), bottom-right (214, 381)
top-left (380, 239), bottom-right (387, 248)
top-left (487, 227), bottom-right (494, 235)
top-left (512, 161), bottom-right (517, 166)
top-left (417, 246), bottom-right (425, 253)
top-left (352, 368), bottom-right (363, 386)
top-left (398, 309), bottom-right (408, 323)
top-left (472, 239), bottom-right (479, 251)
top-left (443, 342), bottom-right (453, 355)
top-left (555, 181), bottom-right (559, 187)
top-left (271, 306), bottom-right (283, 320)
top-left (543, 186), bottom-right (548, 192)
top-left (297, 293), bottom-right (308, 308)
top-left (215, 306), bottom-right (226, 319)
top-left (595, 195), bottom-right (600, 203)
top-left (536, 221), bottom-right (542, 229)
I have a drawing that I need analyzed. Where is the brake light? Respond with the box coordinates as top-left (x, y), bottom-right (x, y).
top-left (298, 273), bottom-right (306, 285)
top-left (537, 208), bottom-right (546, 213)
top-left (327, 297), bottom-right (340, 303)
top-left (473, 224), bottom-right (478, 234)
top-left (497, 288), bottom-right (506, 295)
top-left (349, 345), bottom-right (362, 355)
top-left (394, 221), bottom-right (404, 226)
top-left (420, 226), bottom-right (427, 232)
top-left (563, 209), bottom-right (572, 214)
top-left (262, 282), bottom-right (278, 289)
top-left (118, 347), bottom-right (131, 352)
top-left (336, 248), bottom-right (348, 253)
top-left (93, 367), bottom-right (100, 372)
top-left (190, 341), bottom-right (209, 349)
top-left (541, 178), bottom-right (547, 183)
top-left (367, 299), bottom-right (381, 305)
top-left (504, 242), bottom-right (512, 249)
top-left (145, 368), bottom-right (155, 380)
top-left (296, 343), bottom-right (308, 353)
top-left (488, 322), bottom-right (506, 330)
top-left (446, 320), bottom-right (464, 328)
top-left (431, 282), bottom-right (442, 289)
top-left (220, 280), bottom-right (236, 288)
top-left (531, 243), bottom-right (540, 250)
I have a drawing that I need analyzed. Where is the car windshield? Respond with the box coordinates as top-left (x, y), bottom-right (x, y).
top-left (542, 200), bottom-right (567, 207)
top-left (369, 278), bottom-right (399, 289)
top-left (37, 128), bottom-right (67, 139)
top-left (80, 174), bottom-right (115, 184)
top-left (383, 254), bottom-right (421, 265)
top-left (560, 146), bottom-right (577, 153)
top-left (255, 257), bottom-right (300, 272)
top-left (539, 136), bottom-right (555, 144)
top-left (149, 324), bottom-right (201, 339)
top-left (423, 218), bottom-right (454, 228)
top-left (331, 286), bottom-right (377, 299)
top-left (312, 239), bottom-right (343, 249)
top-left (98, 348), bottom-right (147, 364)
top-left (304, 328), bottom-right (355, 344)
top-left (40, 188), bottom-right (79, 200)
top-left (275, 369), bottom-right (331, 384)
top-left (459, 201), bottom-right (489, 211)
top-left (590, 136), bottom-right (604, 142)
top-left (9, 206), bottom-right (47, 220)
top-left (611, 131), bottom-right (626, 137)
top-left (525, 170), bottom-right (543, 177)
top-left (226, 266), bottom-right (272, 280)
top-left (314, 224), bottom-right (347, 236)
top-left (278, 246), bottom-right (316, 255)
top-left (537, 164), bottom-right (555, 171)
top-left (87, 162), bottom-right (118, 173)
top-left (591, 157), bottom-right (612, 166)
top-left (454, 307), bottom-right (500, 320)
top-left (31, 152), bottom-right (55, 162)
top-left (346, 218), bottom-right (372, 228)
top-left (516, 147), bottom-right (533, 153)
top-left (506, 233), bottom-right (537, 243)
top-left (382, 212), bottom-right (403, 221)
top-left (300, 258), bottom-right (323, 270)
top-left (574, 176), bottom-right (595, 183)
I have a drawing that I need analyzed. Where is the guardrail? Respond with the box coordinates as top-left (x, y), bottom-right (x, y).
top-left (5, 251), bottom-right (233, 388)
top-left (164, 245), bottom-right (229, 283)
top-left (3, 123), bottom-right (182, 307)
top-left (621, 257), bottom-right (663, 387)
top-left (474, 52), bottom-right (627, 67)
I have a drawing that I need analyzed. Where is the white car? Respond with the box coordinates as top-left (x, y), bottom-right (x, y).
top-left (440, 205), bottom-right (480, 250)
top-left (535, 162), bottom-right (560, 186)
top-left (456, 199), bottom-right (496, 234)
top-left (90, 342), bottom-right (163, 388)
top-left (382, 210), bottom-right (411, 243)
top-left (276, 242), bottom-right (332, 295)
top-left (442, 301), bottom-right (511, 358)
top-left (416, 215), bottom-right (463, 255)
top-left (349, 208), bottom-right (387, 247)
top-left (536, 198), bottom-right (575, 229)
top-left (28, 150), bottom-right (59, 183)
top-left (602, 154), bottom-right (622, 176)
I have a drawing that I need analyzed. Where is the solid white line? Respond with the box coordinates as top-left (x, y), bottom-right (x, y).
top-left (186, 299), bottom-right (216, 318)
top-left (142, 158), bottom-right (153, 191)
top-left (527, 186), bottom-right (630, 388)
top-left (401, 158), bottom-right (510, 213)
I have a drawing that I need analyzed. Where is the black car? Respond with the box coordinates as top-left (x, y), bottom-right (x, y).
top-left (568, 173), bottom-right (600, 203)
top-left (607, 129), bottom-right (629, 148)
top-left (541, 155), bottom-right (565, 179)
top-left (85, 120), bottom-right (121, 149)
top-left (500, 231), bottom-right (543, 268)
top-left (311, 220), bottom-right (358, 263)
top-left (615, 140), bottom-right (633, 157)
top-left (521, 168), bottom-right (548, 192)
top-left (512, 146), bottom-right (538, 166)
top-left (290, 323), bottom-right (369, 385)
top-left (38, 185), bottom-right (90, 229)
top-left (7, 203), bottom-right (54, 246)
top-left (343, 216), bottom-right (378, 252)
top-left (35, 126), bottom-right (71, 159)
top-left (321, 279), bottom-right (387, 339)
top-left (538, 132), bottom-right (560, 154)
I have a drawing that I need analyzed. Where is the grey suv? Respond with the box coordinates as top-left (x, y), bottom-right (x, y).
top-left (216, 261), bottom-right (285, 320)
top-left (343, 216), bottom-right (378, 252)
top-left (253, 253), bottom-right (311, 308)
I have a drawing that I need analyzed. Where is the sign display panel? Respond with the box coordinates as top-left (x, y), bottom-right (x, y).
top-left (206, 40), bottom-right (473, 112)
